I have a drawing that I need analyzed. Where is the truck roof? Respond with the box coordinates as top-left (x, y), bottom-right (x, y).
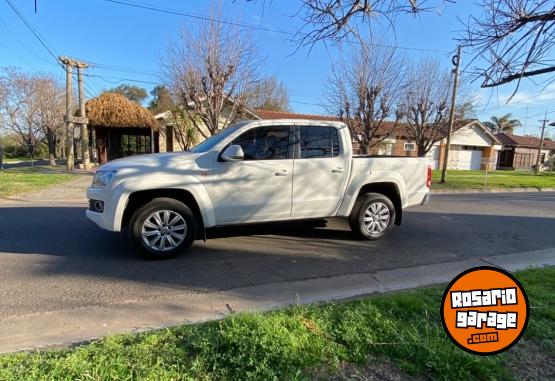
top-left (242, 119), bottom-right (347, 128)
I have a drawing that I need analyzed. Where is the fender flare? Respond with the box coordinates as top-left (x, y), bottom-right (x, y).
top-left (114, 175), bottom-right (217, 231)
top-left (337, 170), bottom-right (408, 217)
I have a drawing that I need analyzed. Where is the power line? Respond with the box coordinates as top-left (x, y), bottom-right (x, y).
top-left (104, 0), bottom-right (446, 54)
top-left (87, 71), bottom-right (325, 106)
top-left (0, 39), bottom-right (39, 71)
top-left (88, 61), bottom-right (160, 76)
top-left (106, 0), bottom-right (295, 36)
top-left (86, 73), bottom-right (162, 85)
top-left (0, 16), bottom-right (58, 68)
top-left (4, 0), bottom-right (62, 68)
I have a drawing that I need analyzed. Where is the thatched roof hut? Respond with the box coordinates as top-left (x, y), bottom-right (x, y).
top-left (85, 93), bottom-right (160, 163)
top-left (85, 92), bottom-right (158, 130)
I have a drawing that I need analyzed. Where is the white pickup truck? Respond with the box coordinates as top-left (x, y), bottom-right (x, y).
top-left (87, 120), bottom-right (431, 259)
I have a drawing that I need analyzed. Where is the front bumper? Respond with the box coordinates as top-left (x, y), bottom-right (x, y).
top-left (85, 186), bottom-right (125, 232)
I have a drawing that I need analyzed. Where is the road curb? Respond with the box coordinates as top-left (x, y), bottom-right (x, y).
top-left (432, 187), bottom-right (555, 194)
top-left (1, 248), bottom-right (553, 354)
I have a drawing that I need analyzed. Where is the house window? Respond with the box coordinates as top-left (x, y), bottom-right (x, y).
top-left (540, 153), bottom-right (546, 164)
top-left (115, 134), bottom-right (152, 159)
top-left (378, 142), bottom-right (394, 155)
top-left (404, 142), bottom-right (416, 151)
top-left (461, 145), bottom-right (481, 150)
top-left (514, 153), bottom-right (532, 168)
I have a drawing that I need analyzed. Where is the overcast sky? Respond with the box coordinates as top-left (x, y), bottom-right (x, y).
top-left (1, 0), bottom-right (553, 137)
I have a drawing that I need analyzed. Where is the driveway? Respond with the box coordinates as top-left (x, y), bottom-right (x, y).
top-left (0, 187), bottom-right (554, 351)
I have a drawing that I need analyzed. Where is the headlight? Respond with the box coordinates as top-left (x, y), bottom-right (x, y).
top-left (92, 170), bottom-right (116, 188)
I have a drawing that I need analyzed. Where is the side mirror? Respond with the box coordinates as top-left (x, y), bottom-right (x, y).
top-left (221, 145), bottom-right (244, 162)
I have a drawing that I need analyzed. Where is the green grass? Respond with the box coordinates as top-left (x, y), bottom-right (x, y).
top-left (0, 167), bottom-right (75, 197)
top-left (432, 169), bottom-right (555, 190)
top-left (1, 267), bottom-right (553, 381)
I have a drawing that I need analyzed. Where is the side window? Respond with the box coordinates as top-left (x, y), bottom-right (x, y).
top-left (231, 126), bottom-right (290, 160)
top-left (300, 126), bottom-right (339, 159)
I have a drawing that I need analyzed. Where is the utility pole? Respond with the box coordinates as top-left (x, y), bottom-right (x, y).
top-left (77, 65), bottom-right (90, 169)
top-left (440, 45), bottom-right (461, 184)
top-left (60, 56), bottom-right (90, 171)
top-left (535, 111), bottom-right (548, 174)
top-left (62, 58), bottom-right (74, 172)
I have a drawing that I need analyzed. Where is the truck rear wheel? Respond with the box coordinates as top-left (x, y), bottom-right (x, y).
top-left (129, 197), bottom-right (197, 259)
top-left (349, 193), bottom-right (396, 240)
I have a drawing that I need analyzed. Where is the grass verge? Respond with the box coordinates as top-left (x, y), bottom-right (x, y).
top-left (0, 267), bottom-right (553, 380)
top-left (0, 167), bottom-right (75, 197)
top-left (432, 170), bottom-right (555, 190)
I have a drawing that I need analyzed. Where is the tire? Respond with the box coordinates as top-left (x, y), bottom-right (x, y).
top-left (349, 192), bottom-right (396, 240)
top-left (129, 197), bottom-right (198, 259)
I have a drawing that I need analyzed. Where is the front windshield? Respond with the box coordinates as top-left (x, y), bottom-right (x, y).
top-left (189, 123), bottom-right (245, 153)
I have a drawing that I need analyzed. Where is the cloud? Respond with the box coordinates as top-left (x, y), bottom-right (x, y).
top-left (502, 84), bottom-right (555, 105)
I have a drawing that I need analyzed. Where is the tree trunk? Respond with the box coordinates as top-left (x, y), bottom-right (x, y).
top-left (359, 143), bottom-right (370, 156)
top-left (417, 145), bottom-right (427, 157)
top-left (46, 129), bottom-right (57, 166)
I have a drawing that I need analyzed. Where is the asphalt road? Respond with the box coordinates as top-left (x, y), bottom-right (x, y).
top-left (0, 192), bottom-right (554, 320)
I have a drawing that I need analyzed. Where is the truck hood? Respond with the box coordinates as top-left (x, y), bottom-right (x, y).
top-left (97, 151), bottom-right (205, 173)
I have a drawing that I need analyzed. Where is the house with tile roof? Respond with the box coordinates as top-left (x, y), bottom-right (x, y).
top-left (155, 107), bottom-right (503, 171)
top-left (255, 110), bottom-right (502, 171)
top-left (495, 132), bottom-right (555, 171)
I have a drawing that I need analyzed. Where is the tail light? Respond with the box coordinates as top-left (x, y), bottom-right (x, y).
top-left (426, 165), bottom-right (432, 188)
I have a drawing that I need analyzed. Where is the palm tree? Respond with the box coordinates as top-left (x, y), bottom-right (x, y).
top-left (484, 114), bottom-right (522, 134)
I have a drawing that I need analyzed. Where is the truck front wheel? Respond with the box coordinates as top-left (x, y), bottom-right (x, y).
top-left (349, 193), bottom-right (396, 240)
top-left (129, 197), bottom-right (198, 259)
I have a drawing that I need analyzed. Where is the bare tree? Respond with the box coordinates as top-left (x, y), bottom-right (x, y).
top-left (398, 57), bottom-right (451, 156)
top-left (247, 76), bottom-right (290, 111)
top-left (0, 69), bottom-right (44, 162)
top-left (454, 99), bottom-right (477, 121)
top-left (460, 0), bottom-right (555, 94)
top-left (33, 75), bottom-right (65, 166)
top-left (0, 82), bottom-right (6, 169)
top-left (163, 1), bottom-right (262, 138)
top-left (296, 0), bottom-right (451, 47)
top-left (168, 108), bottom-right (199, 150)
top-left (326, 44), bottom-right (405, 154)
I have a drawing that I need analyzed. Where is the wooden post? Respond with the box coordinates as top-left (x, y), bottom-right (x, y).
top-left (440, 45), bottom-right (461, 184)
top-left (77, 66), bottom-right (91, 169)
top-left (535, 112), bottom-right (548, 174)
top-left (91, 127), bottom-right (97, 165)
top-left (61, 56), bottom-right (90, 170)
top-left (64, 62), bottom-right (74, 172)
top-left (150, 128), bottom-right (155, 153)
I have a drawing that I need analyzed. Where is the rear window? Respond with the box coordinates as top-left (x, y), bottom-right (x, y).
top-left (299, 126), bottom-right (339, 158)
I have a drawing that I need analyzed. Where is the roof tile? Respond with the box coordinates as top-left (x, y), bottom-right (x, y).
top-left (495, 132), bottom-right (555, 149)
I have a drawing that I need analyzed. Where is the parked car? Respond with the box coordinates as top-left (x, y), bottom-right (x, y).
top-left (86, 120), bottom-right (431, 259)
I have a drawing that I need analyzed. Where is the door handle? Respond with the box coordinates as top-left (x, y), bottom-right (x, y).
top-left (331, 167), bottom-right (345, 173)
top-left (274, 169), bottom-right (288, 176)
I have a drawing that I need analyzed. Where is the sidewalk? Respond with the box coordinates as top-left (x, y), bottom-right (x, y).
top-left (0, 173), bottom-right (91, 204)
top-left (1, 247), bottom-right (553, 353)
top-left (433, 187), bottom-right (555, 194)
